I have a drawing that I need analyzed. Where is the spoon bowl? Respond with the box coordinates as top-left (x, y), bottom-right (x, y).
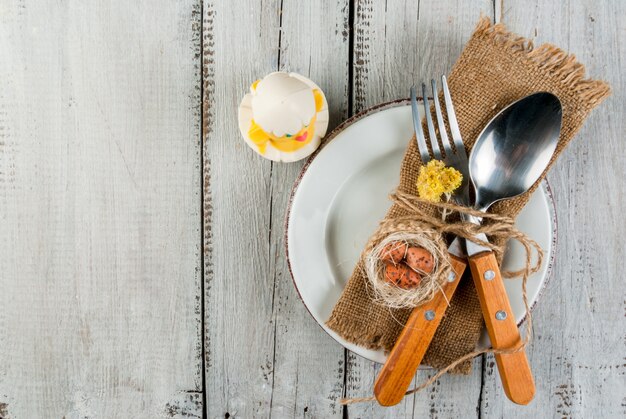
top-left (470, 92), bottom-right (562, 211)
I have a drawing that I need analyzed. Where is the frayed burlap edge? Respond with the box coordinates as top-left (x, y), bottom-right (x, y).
top-left (472, 17), bottom-right (610, 107)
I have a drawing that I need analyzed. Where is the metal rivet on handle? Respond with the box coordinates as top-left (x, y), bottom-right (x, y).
top-left (424, 310), bottom-right (435, 321)
top-left (447, 271), bottom-right (456, 282)
top-left (484, 270), bottom-right (495, 280)
top-left (495, 310), bottom-right (507, 320)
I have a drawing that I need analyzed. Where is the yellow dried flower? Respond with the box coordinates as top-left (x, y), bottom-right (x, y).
top-left (416, 160), bottom-right (463, 202)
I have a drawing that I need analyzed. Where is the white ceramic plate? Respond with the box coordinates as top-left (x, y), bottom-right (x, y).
top-left (286, 100), bottom-right (556, 364)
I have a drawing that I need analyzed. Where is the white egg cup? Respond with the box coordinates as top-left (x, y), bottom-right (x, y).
top-left (238, 72), bottom-right (329, 163)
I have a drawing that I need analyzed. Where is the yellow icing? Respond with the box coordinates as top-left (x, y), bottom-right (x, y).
top-left (248, 114), bottom-right (317, 154)
top-left (247, 88), bottom-right (324, 155)
top-left (313, 89), bottom-right (324, 112)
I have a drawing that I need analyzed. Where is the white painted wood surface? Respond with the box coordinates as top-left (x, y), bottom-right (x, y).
top-left (0, 0), bottom-right (623, 418)
top-left (202, 1), bottom-right (348, 417)
top-left (0, 1), bottom-right (202, 418)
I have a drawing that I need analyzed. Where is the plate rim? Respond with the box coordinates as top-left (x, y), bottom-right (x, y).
top-left (284, 98), bottom-right (557, 362)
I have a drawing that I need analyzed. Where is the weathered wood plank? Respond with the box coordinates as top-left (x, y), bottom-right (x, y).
top-left (479, 0), bottom-right (625, 417)
top-left (0, 1), bottom-right (202, 418)
top-left (267, 1), bottom-right (350, 418)
top-left (346, 1), bottom-right (493, 417)
top-left (202, 0), bottom-right (279, 416)
top-left (203, 0), bottom-right (350, 416)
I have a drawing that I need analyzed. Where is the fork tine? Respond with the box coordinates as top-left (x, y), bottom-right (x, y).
top-left (441, 75), bottom-right (467, 159)
top-left (411, 86), bottom-right (431, 163)
top-left (422, 83), bottom-right (442, 160)
top-left (431, 79), bottom-right (453, 158)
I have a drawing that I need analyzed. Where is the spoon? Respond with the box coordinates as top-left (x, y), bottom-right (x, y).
top-left (465, 91), bottom-right (562, 404)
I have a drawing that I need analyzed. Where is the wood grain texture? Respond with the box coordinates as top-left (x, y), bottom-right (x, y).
top-left (345, 1), bottom-right (493, 417)
top-left (0, 0), bottom-right (622, 417)
top-left (202, 1), bottom-right (349, 418)
top-left (267, 2), bottom-right (350, 418)
top-left (202, 1), bottom-right (279, 417)
top-left (374, 255), bottom-right (467, 406)
top-left (478, 0), bottom-right (626, 417)
top-left (468, 252), bottom-right (535, 405)
top-left (0, 1), bottom-right (202, 418)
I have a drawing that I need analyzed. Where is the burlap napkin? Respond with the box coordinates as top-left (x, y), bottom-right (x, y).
top-left (326, 17), bottom-right (610, 373)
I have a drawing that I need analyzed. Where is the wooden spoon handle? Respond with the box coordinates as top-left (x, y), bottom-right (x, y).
top-left (468, 251), bottom-right (535, 405)
top-left (374, 254), bottom-right (467, 406)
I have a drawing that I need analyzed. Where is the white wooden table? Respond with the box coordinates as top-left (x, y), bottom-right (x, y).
top-left (0, 1), bottom-right (623, 418)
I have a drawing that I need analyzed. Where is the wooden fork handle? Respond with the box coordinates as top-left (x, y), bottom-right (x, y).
top-left (374, 254), bottom-right (467, 406)
top-left (468, 251), bottom-right (535, 405)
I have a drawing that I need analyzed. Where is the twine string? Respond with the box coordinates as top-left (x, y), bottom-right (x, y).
top-left (340, 190), bottom-right (543, 405)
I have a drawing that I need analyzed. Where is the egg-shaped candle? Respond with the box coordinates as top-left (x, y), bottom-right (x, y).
top-left (238, 72), bottom-right (329, 162)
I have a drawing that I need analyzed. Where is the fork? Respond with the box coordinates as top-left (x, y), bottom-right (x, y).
top-left (373, 76), bottom-right (470, 406)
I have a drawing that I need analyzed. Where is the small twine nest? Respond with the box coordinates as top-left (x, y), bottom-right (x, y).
top-left (363, 219), bottom-right (452, 309)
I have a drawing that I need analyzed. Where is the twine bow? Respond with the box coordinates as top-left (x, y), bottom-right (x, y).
top-left (341, 190), bottom-right (544, 405)
top-left (392, 190), bottom-right (544, 279)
